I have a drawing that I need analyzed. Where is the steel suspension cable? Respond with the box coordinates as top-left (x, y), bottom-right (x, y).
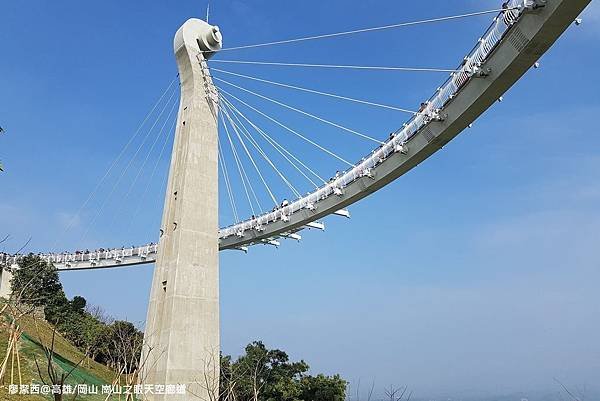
top-left (108, 91), bottom-right (180, 232)
top-left (218, 136), bottom-right (240, 223)
top-left (214, 8), bottom-right (511, 52)
top-left (221, 95), bottom-right (322, 187)
top-left (220, 101), bottom-right (279, 207)
top-left (211, 68), bottom-right (415, 114)
top-left (79, 83), bottom-right (179, 245)
top-left (214, 77), bottom-right (383, 144)
top-left (220, 95), bottom-right (326, 186)
top-left (54, 76), bottom-right (178, 249)
top-left (124, 116), bottom-right (177, 238)
top-left (222, 101), bottom-right (304, 197)
top-left (226, 124), bottom-right (264, 213)
top-left (221, 102), bottom-right (302, 198)
top-left (209, 60), bottom-right (459, 73)
top-left (219, 109), bottom-right (259, 216)
top-left (217, 87), bottom-right (354, 167)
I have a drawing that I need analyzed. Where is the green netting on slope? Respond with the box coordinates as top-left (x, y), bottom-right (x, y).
top-left (20, 334), bottom-right (107, 386)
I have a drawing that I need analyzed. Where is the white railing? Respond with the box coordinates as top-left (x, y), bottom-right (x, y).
top-left (218, 1), bottom-right (526, 239)
top-left (0, 2), bottom-right (529, 265)
top-left (1, 244), bottom-right (159, 269)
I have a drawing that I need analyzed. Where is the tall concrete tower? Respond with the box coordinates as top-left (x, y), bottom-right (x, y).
top-left (142, 19), bottom-right (222, 400)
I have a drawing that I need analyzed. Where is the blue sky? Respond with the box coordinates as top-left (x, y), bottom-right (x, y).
top-left (1, 0), bottom-right (599, 399)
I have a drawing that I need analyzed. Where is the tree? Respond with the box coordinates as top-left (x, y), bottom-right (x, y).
top-left (95, 321), bottom-right (146, 401)
top-left (0, 262), bottom-right (43, 385)
top-left (7, 254), bottom-right (150, 384)
top-left (9, 254), bottom-right (77, 324)
top-left (383, 385), bottom-right (412, 401)
top-left (85, 304), bottom-right (113, 325)
top-left (44, 292), bottom-right (71, 325)
top-left (232, 341), bottom-right (307, 401)
top-left (11, 254), bottom-right (64, 309)
top-left (299, 374), bottom-right (347, 401)
top-left (95, 321), bottom-right (143, 373)
top-left (70, 296), bottom-right (87, 314)
top-left (60, 313), bottom-right (103, 364)
top-left (33, 321), bottom-right (85, 401)
top-left (216, 341), bottom-right (347, 401)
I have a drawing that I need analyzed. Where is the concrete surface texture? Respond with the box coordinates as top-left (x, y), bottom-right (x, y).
top-left (142, 18), bottom-right (222, 400)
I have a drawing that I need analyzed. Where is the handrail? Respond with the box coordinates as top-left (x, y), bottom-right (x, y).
top-left (0, 1), bottom-right (529, 267)
top-left (1, 244), bottom-right (159, 269)
top-left (218, 0), bottom-right (526, 239)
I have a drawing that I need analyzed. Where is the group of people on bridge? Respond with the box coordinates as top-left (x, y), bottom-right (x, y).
top-left (5, 0), bottom-right (532, 259)
top-left (0, 242), bottom-right (159, 268)
top-left (220, 0), bottom-right (528, 240)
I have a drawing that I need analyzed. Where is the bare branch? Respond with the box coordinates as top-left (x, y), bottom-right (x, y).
top-left (555, 377), bottom-right (582, 401)
top-left (13, 236), bottom-right (32, 255)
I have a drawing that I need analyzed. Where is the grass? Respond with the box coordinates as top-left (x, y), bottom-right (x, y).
top-left (16, 314), bottom-right (116, 384)
top-left (0, 305), bottom-right (119, 401)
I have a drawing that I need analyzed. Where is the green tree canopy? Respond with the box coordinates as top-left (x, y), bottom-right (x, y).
top-left (11, 254), bottom-right (65, 309)
top-left (10, 255), bottom-right (347, 398)
top-left (221, 341), bottom-right (347, 401)
top-left (94, 320), bottom-right (143, 373)
top-left (70, 295), bottom-right (87, 314)
top-left (299, 374), bottom-right (347, 401)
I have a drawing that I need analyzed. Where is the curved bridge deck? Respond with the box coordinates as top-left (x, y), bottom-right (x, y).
top-left (1, 0), bottom-right (590, 272)
top-left (1, 245), bottom-right (159, 271)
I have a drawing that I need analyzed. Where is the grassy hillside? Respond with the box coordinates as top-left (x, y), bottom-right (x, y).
top-left (0, 312), bottom-right (118, 401)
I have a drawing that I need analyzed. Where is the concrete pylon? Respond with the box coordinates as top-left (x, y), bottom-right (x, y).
top-left (142, 19), bottom-right (222, 400)
top-left (0, 266), bottom-right (13, 299)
